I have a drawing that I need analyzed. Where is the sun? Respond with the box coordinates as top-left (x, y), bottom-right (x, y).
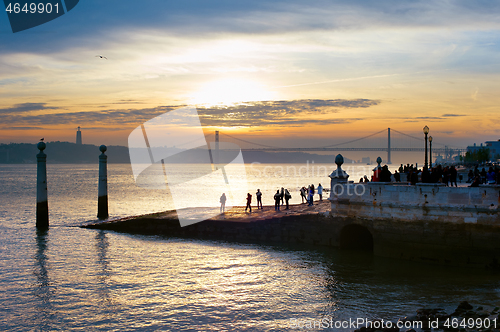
top-left (189, 78), bottom-right (277, 106)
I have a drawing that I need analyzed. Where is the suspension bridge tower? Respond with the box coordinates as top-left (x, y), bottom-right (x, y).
top-left (214, 130), bottom-right (220, 170)
top-left (387, 128), bottom-right (391, 164)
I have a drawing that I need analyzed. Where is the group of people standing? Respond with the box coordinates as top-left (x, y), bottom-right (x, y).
top-left (468, 166), bottom-right (499, 187)
top-left (219, 184), bottom-right (324, 213)
top-left (273, 187), bottom-right (292, 211)
top-left (299, 184), bottom-right (323, 206)
top-left (357, 162), bottom-right (500, 187)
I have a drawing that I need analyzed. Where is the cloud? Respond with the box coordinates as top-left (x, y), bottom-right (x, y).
top-left (441, 114), bottom-right (466, 117)
top-left (0, 99), bottom-right (377, 128)
top-left (5, 126), bottom-right (45, 130)
top-left (0, 103), bottom-right (59, 114)
top-left (197, 99), bottom-right (378, 127)
top-left (2, 0), bottom-right (500, 56)
top-left (0, 105), bottom-right (177, 127)
top-left (401, 113), bottom-right (467, 122)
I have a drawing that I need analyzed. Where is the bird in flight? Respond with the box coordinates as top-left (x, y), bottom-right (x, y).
top-left (95, 55), bottom-right (107, 59)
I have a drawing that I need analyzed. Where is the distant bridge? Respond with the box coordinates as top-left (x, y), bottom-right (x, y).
top-left (210, 128), bottom-right (467, 164)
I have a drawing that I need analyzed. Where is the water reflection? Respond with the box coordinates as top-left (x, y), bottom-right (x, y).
top-left (95, 230), bottom-right (118, 315)
top-left (33, 228), bottom-right (55, 330)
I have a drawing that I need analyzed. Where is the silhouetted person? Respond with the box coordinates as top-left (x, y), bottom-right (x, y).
top-left (394, 170), bottom-right (401, 182)
top-left (245, 193), bottom-right (252, 212)
top-left (220, 193), bottom-right (226, 213)
top-left (284, 189), bottom-right (291, 209)
top-left (308, 185), bottom-right (314, 206)
top-left (443, 166), bottom-right (450, 186)
top-left (380, 165), bottom-right (392, 182)
top-left (409, 170), bottom-right (418, 185)
top-left (421, 166), bottom-right (431, 183)
top-left (474, 165), bottom-right (479, 178)
top-left (450, 166), bottom-right (458, 187)
top-left (467, 169), bottom-right (474, 183)
top-left (480, 168), bottom-right (487, 184)
top-left (470, 176), bottom-right (481, 187)
top-left (317, 183), bottom-right (323, 200)
top-left (274, 190), bottom-right (281, 211)
top-left (373, 167), bottom-right (381, 182)
top-left (256, 189), bottom-right (263, 209)
top-left (300, 187), bottom-right (307, 203)
top-left (486, 167), bottom-right (496, 184)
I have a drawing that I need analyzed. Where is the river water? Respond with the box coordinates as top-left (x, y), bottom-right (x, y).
top-left (1, 163), bottom-right (499, 331)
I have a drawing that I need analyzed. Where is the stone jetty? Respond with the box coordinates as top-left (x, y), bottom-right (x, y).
top-left (83, 200), bottom-right (334, 245)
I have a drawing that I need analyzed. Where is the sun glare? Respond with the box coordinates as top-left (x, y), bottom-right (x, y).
top-left (190, 78), bottom-right (277, 106)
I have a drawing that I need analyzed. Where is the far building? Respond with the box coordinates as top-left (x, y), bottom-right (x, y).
top-left (485, 140), bottom-right (500, 160)
top-left (467, 140), bottom-right (500, 161)
top-left (467, 143), bottom-right (484, 154)
top-left (76, 126), bottom-right (82, 145)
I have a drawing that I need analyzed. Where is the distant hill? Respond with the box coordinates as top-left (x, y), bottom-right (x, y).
top-left (0, 142), bottom-right (349, 164)
top-left (0, 142), bottom-right (130, 164)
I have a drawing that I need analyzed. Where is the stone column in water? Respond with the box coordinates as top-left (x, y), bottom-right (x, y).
top-left (97, 145), bottom-right (109, 219)
top-left (36, 141), bottom-right (49, 228)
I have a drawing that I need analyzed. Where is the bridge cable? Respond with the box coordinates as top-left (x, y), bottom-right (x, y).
top-left (318, 129), bottom-right (387, 148)
top-left (391, 129), bottom-right (463, 149)
top-left (219, 133), bottom-right (284, 149)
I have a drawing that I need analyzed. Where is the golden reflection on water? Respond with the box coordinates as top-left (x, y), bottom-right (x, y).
top-left (106, 237), bottom-right (328, 330)
top-left (8, 227), bottom-right (500, 331)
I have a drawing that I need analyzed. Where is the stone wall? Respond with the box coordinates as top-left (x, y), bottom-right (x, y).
top-left (329, 181), bottom-right (500, 268)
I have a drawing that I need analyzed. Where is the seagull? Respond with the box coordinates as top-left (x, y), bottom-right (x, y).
top-left (40, 138), bottom-right (44, 141)
top-left (95, 55), bottom-right (107, 59)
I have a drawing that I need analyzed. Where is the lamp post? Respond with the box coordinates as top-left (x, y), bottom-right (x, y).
top-left (428, 136), bottom-right (433, 167)
top-left (423, 125), bottom-right (429, 168)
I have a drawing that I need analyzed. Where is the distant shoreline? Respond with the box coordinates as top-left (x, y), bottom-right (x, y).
top-left (0, 141), bottom-right (353, 164)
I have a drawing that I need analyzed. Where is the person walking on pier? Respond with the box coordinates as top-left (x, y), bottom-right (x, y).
top-left (300, 187), bottom-right (307, 203)
top-left (245, 193), bottom-right (252, 212)
top-left (450, 166), bottom-right (458, 187)
top-left (317, 183), bottom-right (323, 201)
top-left (284, 189), bottom-right (291, 209)
top-left (274, 190), bottom-right (281, 211)
top-left (220, 193), bottom-right (227, 213)
top-left (308, 185), bottom-right (314, 206)
top-left (256, 189), bottom-right (263, 209)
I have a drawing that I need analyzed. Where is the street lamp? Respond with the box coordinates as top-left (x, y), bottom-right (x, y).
top-left (423, 125), bottom-right (429, 168)
top-left (428, 136), bottom-right (433, 167)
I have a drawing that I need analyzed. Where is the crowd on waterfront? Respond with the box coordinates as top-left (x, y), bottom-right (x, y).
top-left (360, 163), bottom-right (500, 187)
top-left (219, 183), bottom-right (324, 213)
top-left (218, 163), bottom-right (499, 213)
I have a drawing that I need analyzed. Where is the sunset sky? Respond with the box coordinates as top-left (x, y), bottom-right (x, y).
top-left (1, 0), bottom-right (500, 149)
